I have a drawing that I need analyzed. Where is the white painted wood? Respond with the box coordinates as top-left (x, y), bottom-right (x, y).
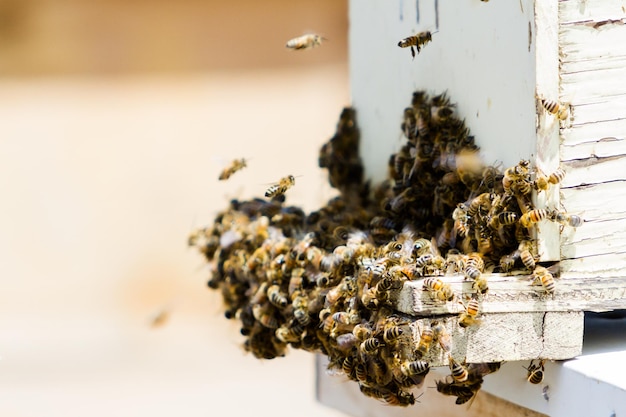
top-left (396, 278), bottom-right (626, 315)
top-left (349, 0), bottom-right (537, 183)
top-left (557, 0), bottom-right (626, 279)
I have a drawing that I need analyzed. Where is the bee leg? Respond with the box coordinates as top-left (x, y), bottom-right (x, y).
top-left (410, 46), bottom-right (416, 59)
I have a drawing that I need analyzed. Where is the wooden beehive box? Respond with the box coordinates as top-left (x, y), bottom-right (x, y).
top-left (341, 0), bottom-right (626, 365)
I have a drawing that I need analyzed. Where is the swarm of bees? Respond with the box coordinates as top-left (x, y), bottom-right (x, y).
top-left (190, 92), bottom-right (580, 406)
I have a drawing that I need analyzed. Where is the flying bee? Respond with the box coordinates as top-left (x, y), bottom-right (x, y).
top-left (458, 298), bottom-right (481, 328)
top-left (551, 210), bottom-right (583, 227)
top-left (423, 277), bottom-right (455, 302)
top-left (285, 33), bottom-right (325, 50)
top-left (416, 325), bottom-right (434, 358)
top-left (265, 175), bottom-right (296, 198)
top-left (531, 265), bottom-right (556, 294)
top-left (520, 209), bottom-right (549, 228)
top-left (218, 158), bottom-right (247, 180)
top-left (449, 355), bottom-right (469, 383)
top-left (524, 359), bottom-right (546, 384)
top-left (400, 360), bottom-right (430, 377)
top-left (397, 31), bottom-right (433, 58)
top-left (539, 97), bottom-right (569, 120)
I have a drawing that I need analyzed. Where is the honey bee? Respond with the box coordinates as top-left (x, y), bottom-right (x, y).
top-left (539, 98), bottom-right (569, 120)
top-left (416, 325), bottom-right (434, 358)
top-left (436, 379), bottom-right (480, 406)
top-left (252, 304), bottom-right (278, 329)
top-left (423, 277), bottom-right (455, 302)
top-left (267, 284), bottom-right (288, 308)
top-left (360, 337), bottom-right (383, 354)
top-left (520, 209), bottom-right (549, 228)
top-left (148, 307), bottom-right (171, 328)
top-left (353, 323), bottom-right (373, 341)
top-left (463, 253), bottom-right (484, 281)
top-left (551, 210), bottom-right (583, 227)
top-left (524, 359), bottom-right (546, 384)
top-left (518, 240), bottom-right (537, 270)
top-left (473, 275), bottom-right (489, 295)
top-left (400, 360), bottom-right (430, 376)
top-left (548, 167), bottom-right (566, 185)
top-left (458, 298), bottom-right (481, 328)
top-left (452, 203), bottom-right (470, 238)
top-left (265, 175), bottom-right (296, 198)
top-left (499, 250), bottom-right (519, 273)
top-left (531, 265), bottom-right (556, 294)
top-left (383, 323), bottom-right (404, 343)
top-left (397, 31), bottom-right (433, 58)
top-left (218, 158), bottom-right (247, 180)
top-left (285, 33), bottom-right (325, 50)
top-left (341, 356), bottom-right (356, 380)
top-left (432, 321), bottom-right (452, 352)
top-left (448, 355), bottom-right (469, 383)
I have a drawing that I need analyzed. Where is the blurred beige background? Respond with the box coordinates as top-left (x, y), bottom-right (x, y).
top-left (0, 1), bottom-right (349, 416)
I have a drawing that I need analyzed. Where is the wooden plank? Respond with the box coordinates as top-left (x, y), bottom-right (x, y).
top-left (560, 252), bottom-right (626, 277)
top-left (561, 67), bottom-right (626, 102)
top-left (561, 55), bottom-right (626, 75)
top-left (561, 223), bottom-right (626, 258)
top-left (535, 0), bottom-right (561, 263)
top-left (569, 98), bottom-right (626, 126)
top-left (561, 118), bottom-right (626, 146)
top-left (560, 24), bottom-right (626, 64)
top-left (559, 0), bottom-right (626, 25)
top-left (561, 181), bottom-right (626, 220)
top-left (397, 278), bottom-right (626, 316)
top-left (403, 313), bottom-right (582, 365)
top-left (561, 154), bottom-right (626, 187)
top-left (561, 137), bottom-right (626, 161)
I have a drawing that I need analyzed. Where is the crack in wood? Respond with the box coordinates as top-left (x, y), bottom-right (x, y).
top-left (562, 153), bottom-right (626, 167)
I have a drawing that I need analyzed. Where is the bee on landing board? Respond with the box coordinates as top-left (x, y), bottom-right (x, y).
top-left (286, 34), bottom-right (325, 50)
top-left (265, 175), bottom-right (296, 198)
top-left (397, 31), bottom-right (433, 58)
top-left (218, 158), bottom-right (247, 181)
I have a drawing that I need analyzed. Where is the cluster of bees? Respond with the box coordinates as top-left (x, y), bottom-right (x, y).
top-left (191, 89), bottom-right (579, 407)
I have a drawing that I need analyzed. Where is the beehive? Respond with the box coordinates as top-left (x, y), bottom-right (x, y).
top-left (346, 0), bottom-right (626, 364)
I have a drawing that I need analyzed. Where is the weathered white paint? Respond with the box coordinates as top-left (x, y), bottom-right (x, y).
top-left (396, 278), bottom-right (626, 315)
top-left (349, 0), bottom-right (537, 183)
top-left (557, 0), bottom-right (626, 279)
